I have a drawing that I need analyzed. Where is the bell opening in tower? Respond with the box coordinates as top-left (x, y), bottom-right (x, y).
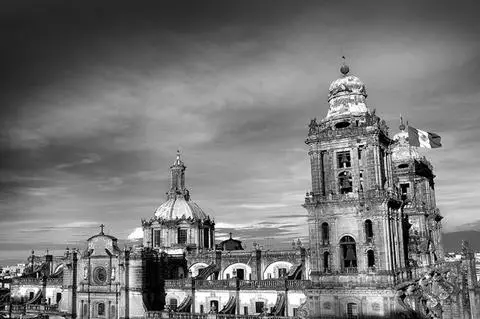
top-left (340, 236), bottom-right (357, 273)
top-left (338, 171), bottom-right (353, 194)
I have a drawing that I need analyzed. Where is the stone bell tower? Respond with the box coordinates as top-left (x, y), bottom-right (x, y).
top-left (391, 119), bottom-right (444, 267)
top-left (302, 61), bottom-right (408, 317)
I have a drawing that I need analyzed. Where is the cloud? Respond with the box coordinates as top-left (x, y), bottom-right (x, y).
top-left (127, 227), bottom-right (143, 240)
top-left (1, 0), bottom-right (480, 262)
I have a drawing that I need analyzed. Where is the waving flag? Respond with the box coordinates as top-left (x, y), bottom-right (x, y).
top-left (408, 126), bottom-right (442, 148)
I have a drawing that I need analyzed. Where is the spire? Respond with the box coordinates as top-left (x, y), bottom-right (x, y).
top-left (100, 224), bottom-right (105, 235)
top-left (167, 151), bottom-right (188, 200)
top-left (399, 115), bottom-right (406, 131)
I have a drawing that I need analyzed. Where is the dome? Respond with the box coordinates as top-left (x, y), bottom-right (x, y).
top-left (328, 75), bottom-right (367, 101)
top-left (325, 63), bottom-right (369, 120)
top-left (392, 130), bottom-right (408, 141)
top-left (391, 127), bottom-right (421, 163)
top-left (154, 197), bottom-right (208, 221)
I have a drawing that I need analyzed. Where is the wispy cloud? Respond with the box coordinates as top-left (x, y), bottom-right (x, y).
top-left (1, 0), bottom-right (479, 262)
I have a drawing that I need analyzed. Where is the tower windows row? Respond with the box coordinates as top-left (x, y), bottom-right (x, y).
top-left (321, 239), bottom-right (375, 272)
top-left (319, 220), bottom-right (373, 245)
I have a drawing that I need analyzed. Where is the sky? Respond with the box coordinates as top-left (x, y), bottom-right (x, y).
top-left (1, 0), bottom-right (480, 264)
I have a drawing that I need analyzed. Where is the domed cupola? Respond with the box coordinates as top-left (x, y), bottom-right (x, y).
top-left (391, 118), bottom-right (421, 166)
top-left (326, 57), bottom-right (369, 120)
top-left (142, 151), bottom-right (215, 252)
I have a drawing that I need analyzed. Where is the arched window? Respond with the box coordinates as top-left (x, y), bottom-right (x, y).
top-left (338, 171), bottom-right (353, 194)
top-left (365, 220), bottom-right (373, 241)
top-left (83, 303), bottom-right (88, 316)
top-left (321, 222), bottom-right (329, 244)
top-left (110, 305), bottom-right (116, 319)
top-left (169, 298), bottom-right (178, 310)
top-left (98, 303), bottom-right (105, 316)
top-left (346, 303), bottom-right (358, 319)
top-left (178, 229), bottom-right (187, 244)
top-left (323, 251), bottom-right (330, 272)
top-left (340, 236), bottom-right (357, 272)
top-left (367, 250), bottom-right (375, 268)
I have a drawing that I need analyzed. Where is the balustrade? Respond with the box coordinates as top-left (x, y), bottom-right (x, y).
top-left (145, 310), bottom-right (299, 319)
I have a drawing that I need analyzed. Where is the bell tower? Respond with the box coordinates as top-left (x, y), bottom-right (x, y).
top-left (391, 119), bottom-right (444, 267)
top-left (303, 61), bottom-right (407, 289)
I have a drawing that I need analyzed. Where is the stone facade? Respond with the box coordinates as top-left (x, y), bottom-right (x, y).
top-left (4, 61), bottom-right (480, 319)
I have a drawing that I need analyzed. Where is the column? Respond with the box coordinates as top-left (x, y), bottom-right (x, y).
top-left (384, 151), bottom-right (391, 188)
top-left (373, 145), bottom-right (381, 187)
top-left (310, 149), bottom-right (323, 195)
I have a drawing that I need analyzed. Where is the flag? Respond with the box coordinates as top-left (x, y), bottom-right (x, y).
top-left (408, 126), bottom-right (442, 148)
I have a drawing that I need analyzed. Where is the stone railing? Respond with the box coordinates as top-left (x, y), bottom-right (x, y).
top-left (285, 280), bottom-right (312, 290)
top-left (341, 267), bottom-right (358, 274)
top-left (165, 279), bottom-right (192, 289)
top-left (145, 311), bottom-right (299, 319)
top-left (12, 277), bottom-right (42, 285)
top-left (10, 304), bottom-right (60, 313)
top-left (162, 279), bottom-right (312, 291)
top-left (46, 277), bottom-right (63, 285)
top-left (145, 311), bottom-right (208, 319)
top-left (305, 189), bottom-right (398, 205)
top-left (195, 279), bottom-right (236, 290)
top-left (238, 279), bottom-right (285, 290)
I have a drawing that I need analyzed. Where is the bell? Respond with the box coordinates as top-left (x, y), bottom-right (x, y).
top-left (345, 245), bottom-right (356, 261)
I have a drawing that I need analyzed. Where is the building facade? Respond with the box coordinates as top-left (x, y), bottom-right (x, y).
top-left (3, 62), bottom-right (480, 319)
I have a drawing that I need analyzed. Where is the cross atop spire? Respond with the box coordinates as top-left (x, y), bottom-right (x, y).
top-left (399, 115), bottom-right (406, 131)
top-left (100, 224), bottom-right (105, 235)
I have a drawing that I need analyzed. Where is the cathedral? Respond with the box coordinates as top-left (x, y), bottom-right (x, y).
top-left (3, 62), bottom-right (480, 319)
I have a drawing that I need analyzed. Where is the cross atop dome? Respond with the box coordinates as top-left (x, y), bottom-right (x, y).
top-left (172, 149), bottom-right (185, 167)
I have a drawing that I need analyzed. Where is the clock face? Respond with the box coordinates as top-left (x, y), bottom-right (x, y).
top-left (93, 267), bottom-right (107, 284)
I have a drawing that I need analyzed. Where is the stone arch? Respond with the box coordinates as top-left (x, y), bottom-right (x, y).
top-left (365, 219), bottom-right (373, 240)
top-left (263, 261), bottom-right (294, 279)
top-left (321, 222), bottom-right (330, 244)
top-left (340, 296), bottom-right (362, 318)
top-left (164, 292), bottom-right (184, 311)
top-left (189, 262), bottom-right (209, 278)
top-left (339, 235), bottom-right (357, 272)
top-left (222, 262), bottom-right (252, 280)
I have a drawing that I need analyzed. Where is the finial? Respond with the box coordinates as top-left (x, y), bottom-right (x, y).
top-left (229, 232), bottom-right (232, 239)
top-left (340, 56), bottom-right (350, 75)
top-left (399, 115), bottom-right (405, 131)
top-left (100, 224), bottom-right (105, 235)
top-left (176, 149), bottom-right (181, 160)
